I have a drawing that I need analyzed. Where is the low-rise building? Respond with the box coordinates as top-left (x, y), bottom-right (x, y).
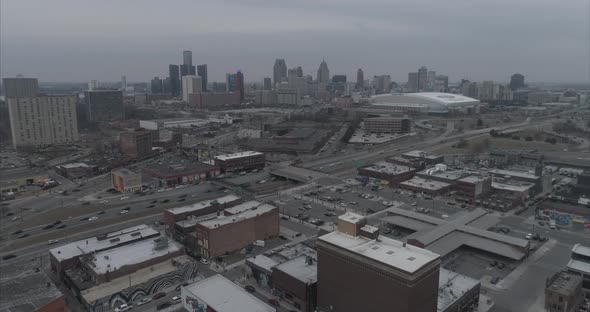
top-left (357, 162), bottom-right (416, 185)
top-left (416, 169), bottom-right (470, 185)
top-left (189, 92), bottom-right (240, 108)
top-left (400, 177), bottom-right (452, 196)
top-left (214, 151), bottom-right (265, 173)
top-left (0, 167), bottom-right (50, 194)
top-left (272, 255), bottom-right (318, 312)
top-left (191, 203), bottom-right (279, 258)
top-left (545, 271), bottom-right (583, 312)
top-left (455, 175), bottom-right (492, 199)
top-left (181, 274), bottom-right (276, 312)
top-left (111, 168), bottom-right (142, 193)
top-left (402, 150), bottom-right (444, 165)
top-left (491, 178), bottom-right (535, 202)
top-left (142, 155), bottom-right (220, 186)
top-left (56, 162), bottom-right (98, 179)
top-left (164, 195), bottom-right (241, 234)
top-left (363, 116), bottom-right (412, 133)
top-left (438, 268), bottom-right (480, 312)
top-left (566, 244), bottom-right (590, 289)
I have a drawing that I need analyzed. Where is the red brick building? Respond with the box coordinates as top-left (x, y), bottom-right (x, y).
top-left (163, 195), bottom-right (241, 233)
top-left (191, 203), bottom-right (279, 258)
top-left (357, 162), bottom-right (416, 186)
top-left (119, 129), bottom-right (154, 159)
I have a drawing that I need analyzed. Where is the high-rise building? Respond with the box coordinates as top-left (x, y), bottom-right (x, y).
top-left (163, 77), bottom-right (171, 94)
top-left (263, 77), bottom-right (272, 90)
top-left (88, 80), bottom-right (99, 91)
top-left (84, 90), bottom-right (124, 122)
top-left (510, 73), bottom-right (525, 91)
top-left (296, 66), bottom-right (303, 77)
top-left (288, 68), bottom-right (299, 89)
top-left (121, 75), bottom-right (127, 91)
top-left (236, 70), bottom-right (244, 101)
top-left (435, 75), bottom-right (449, 92)
top-left (168, 64), bottom-right (180, 96)
top-left (182, 75), bottom-right (203, 102)
top-left (356, 68), bottom-right (364, 89)
top-left (273, 59), bottom-right (287, 88)
top-left (317, 59), bottom-right (330, 84)
top-left (151, 77), bottom-right (163, 94)
top-left (426, 70), bottom-right (436, 91)
top-left (332, 75), bottom-right (347, 84)
top-left (183, 50), bottom-right (192, 67)
top-left (8, 95), bottom-right (79, 150)
top-left (197, 64), bottom-right (208, 91)
top-left (226, 73), bottom-right (238, 92)
top-left (2, 77), bottom-right (39, 98)
top-left (407, 72), bottom-right (419, 92)
top-left (316, 212), bottom-right (441, 312)
top-left (418, 66), bottom-right (428, 91)
top-left (373, 75), bottom-right (391, 94)
top-left (180, 64), bottom-right (196, 78)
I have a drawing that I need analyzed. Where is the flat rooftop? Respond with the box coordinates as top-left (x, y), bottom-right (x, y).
top-left (82, 255), bottom-right (193, 304)
top-left (438, 268), bottom-right (480, 312)
top-left (458, 175), bottom-right (489, 183)
top-left (214, 151), bottom-right (264, 161)
top-left (417, 169), bottom-right (469, 181)
top-left (183, 274), bottom-right (275, 312)
top-left (49, 224), bottom-right (158, 262)
top-left (111, 167), bottom-right (138, 177)
top-left (167, 194), bottom-right (240, 215)
top-left (547, 271), bottom-right (583, 297)
top-left (488, 169), bottom-right (539, 180)
top-left (400, 177), bottom-right (450, 191)
top-left (403, 150), bottom-right (441, 160)
top-left (0, 167), bottom-right (48, 182)
top-left (88, 237), bottom-right (182, 275)
top-left (318, 230), bottom-right (440, 274)
top-left (0, 260), bottom-right (63, 312)
top-left (567, 259), bottom-right (590, 274)
top-left (492, 179), bottom-right (535, 192)
top-left (224, 200), bottom-right (264, 215)
top-left (360, 162), bottom-right (414, 175)
top-left (273, 255), bottom-right (317, 284)
top-left (198, 203), bottom-right (276, 229)
top-left (572, 244), bottom-right (590, 257)
top-left (246, 255), bottom-right (280, 273)
top-left (338, 212), bottom-right (365, 224)
top-left (144, 156), bottom-right (216, 176)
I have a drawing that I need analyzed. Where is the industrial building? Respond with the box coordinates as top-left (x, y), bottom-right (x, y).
top-left (164, 194), bottom-right (241, 233)
top-left (316, 212), bottom-right (441, 312)
top-left (110, 168), bottom-right (142, 193)
top-left (214, 151), bottom-right (266, 173)
top-left (142, 155), bottom-right (220, 186)
top-left (181, 275), bottom-right (276, 312)
top-left (357, 162), bottom-right (416, 185)
top-left (363, 116), bottom-right (412, 133)
top-left (370, 92), bottom-right (480, 114)
top-left (381, 207), bottom-right (530, 260)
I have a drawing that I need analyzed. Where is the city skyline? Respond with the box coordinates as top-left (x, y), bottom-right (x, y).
top-left (1, 0), bottom-right (588, 84)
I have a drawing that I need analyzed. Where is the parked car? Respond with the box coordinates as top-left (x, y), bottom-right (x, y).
top-left (525, 233), bottom-right (533, 240)
top-left (490, 277), bottom-right (500, 284)
top-left (200, 258), bottom-right (210, 265)
top-left (152, 292), bottom-right (166, 300)
top-left (171, 296), bottom-right (181, 304)
top-left (135, 297), bottom-right (152, 306)
top-left (115, 303), bottom-right (133, 312)
top-left (245, 285), bottom-right (256, 293)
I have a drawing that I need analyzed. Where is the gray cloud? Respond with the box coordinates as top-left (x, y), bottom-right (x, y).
top-left (1, 0), bottom-right (588, 84)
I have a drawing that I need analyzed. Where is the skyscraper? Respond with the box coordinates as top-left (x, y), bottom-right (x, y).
top-left (182, 75), bottom-right (202, 102)
top-left (2, 77), bottom-right (39, 98)
top-left (183, 50), bottom-right (192, 67)
top-left (407, 72), bottom-right (419, 92)
top-left (296, 66), bottom-right (303, 77)
top-left (418, 66), bottom-right (428, 91)
top-left (288, 68), bottom-right (299, 89)
top-left (84, 90), bottom-right (124, 122)
top-left (180, 64), bottom-right (196, 78)
top-left (168, 64), bottom-right (180, 96)
top-left (316, 213), bottom-right (441, 312)
top-left (510, 73), bottom-right (525, 91)
top-left (121, 75), bottom-right (127, 91)
top-left (263, 77), bottom-right (272, 90)
top-left (273, 59), bottom-right (287, 88)
top-left (356, 68), bottom-right (364, 89)
top-left (236, 70), bottom-right (244, 101)
top-left (8, 95), bottom-right (79, 150)
top-left (317, 59), bottom-right (330, 84)
top-left (226, 73), bottom-right (237, 92)
top-left (197, 64), bottom-right (208, 91)
top-left (151, 77), bottom-right (163, 93)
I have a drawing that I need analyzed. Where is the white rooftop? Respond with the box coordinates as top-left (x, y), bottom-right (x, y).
top-left (567, 259), bottom-right (590, 274)
top-left (167, 195), bottom-right (240, 215)
top-left (199, 203), bottom-right (276, 229)
top-left (488, 169), bottom-right (539, 180)
top-left (273, 256), bottom-right (317, 284)
top-left (58, 162), bottom-right (90, 169)
top-left (338, 212), bottom-right (365, 224)
top-left (49, 225), bottom-right (158, 262)
top-left (492, 180), bottom-right (535, 193)
top-left (214, 151), bottom-right (263, 161)
top-left (246, 255), bottom-right (279, 272)
top-left (361, 162), bottom-right (414, 175)
top-left (405, 92), bottom-right (479, 105)
top-left (437, 268), bottom-right (480, 312)
top-left (458, 175), bottom-right (489, 183)
top-left (401, 177), bottom-right (450, 191)
top-left (224, 200), bottom-right (264, 215)
top-left (318, 230), bottom-right (440, 274)
top-left (572, 244), bottom-right (590, 257)
top-left (88, 237), bottom-right (182, 275)
top-left (183, 274), bottom-right (275, 312)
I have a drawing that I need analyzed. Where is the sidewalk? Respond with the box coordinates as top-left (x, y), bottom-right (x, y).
top-left (234, 276), bottom-right (299, 312)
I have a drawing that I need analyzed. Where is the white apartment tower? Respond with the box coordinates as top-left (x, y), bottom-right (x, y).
top-left (182, 75), bottom-right (203, 102)
top-left (8, 95), bottom-right (79, 150)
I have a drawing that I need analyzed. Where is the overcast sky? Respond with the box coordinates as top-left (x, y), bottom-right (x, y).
top-left (1, 0), bottom-right (589, 84)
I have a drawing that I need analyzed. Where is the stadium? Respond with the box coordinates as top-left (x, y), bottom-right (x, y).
top-left (369, 92), bottom-right (481, 114)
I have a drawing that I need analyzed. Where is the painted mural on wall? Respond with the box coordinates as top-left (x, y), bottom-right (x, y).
top-left (87, 261), bottom-right (199, 312)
